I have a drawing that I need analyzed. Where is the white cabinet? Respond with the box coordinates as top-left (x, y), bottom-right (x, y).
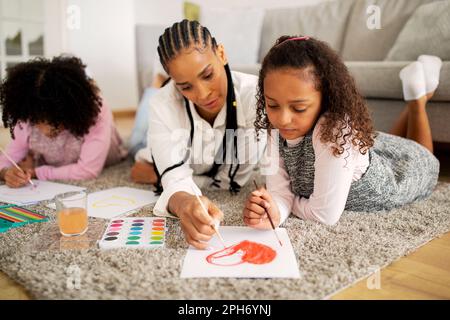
top-left (0, 0), bottom-right (45, 79)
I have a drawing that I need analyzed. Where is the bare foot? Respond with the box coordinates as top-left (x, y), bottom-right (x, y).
top-left (131, 161), bottom-right (158, 184)
top-left (416, 95), bottom-right (428, 105)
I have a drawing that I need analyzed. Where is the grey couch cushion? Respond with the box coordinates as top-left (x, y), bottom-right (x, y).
top-left (341, 0), bottom-right (435, 61)
top-left (258, 0), bottom-right (355, 62)
top-left (234, 62), bottom-right (450, 102)
top-left (233, 63), bottom-right (450, 143)
top-left (232, 63), bottom-right (260, 76)
top-left (347, 61), bottom-right (450, 101)
top-left (385, 0), bottom-right (450, 61)
top-left (202, 7), bottom-right (265, 65)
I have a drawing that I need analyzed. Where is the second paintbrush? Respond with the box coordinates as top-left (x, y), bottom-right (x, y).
top-left (252, 180), bottom-right (283, 247)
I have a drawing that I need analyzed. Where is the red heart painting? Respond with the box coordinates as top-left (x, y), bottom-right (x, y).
top-left (206, 240), bottom-right (276, 266)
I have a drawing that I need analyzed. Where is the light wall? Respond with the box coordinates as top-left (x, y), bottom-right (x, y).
top-left (44, 0), bottom-right (138, 111)
top-left (44, 0), bottom-right (333, 111)
top-left (135, 0), bottom-right (334, 25)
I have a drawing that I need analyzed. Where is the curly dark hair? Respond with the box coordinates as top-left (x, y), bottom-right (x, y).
top-left (255, 36), bottom-right (375, 156)
top-left (0, 56), bottom-right (102, 139)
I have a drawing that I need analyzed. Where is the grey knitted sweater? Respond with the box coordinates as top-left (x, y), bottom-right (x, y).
top-left (278, 132), bottom-right (439, 212)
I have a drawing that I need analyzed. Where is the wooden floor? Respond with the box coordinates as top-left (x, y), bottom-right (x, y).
top-left (331, 233), bottom-right (450, 299)
top-left (0, 116), bottom-right (449, 300)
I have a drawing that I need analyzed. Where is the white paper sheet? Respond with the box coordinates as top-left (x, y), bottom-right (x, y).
top-left (180, 226), bottom-right (301, 278)
top-left (0, 180), bottom-right (85, 205)
top-left (87, 187), bottom-right (158, 219)
top-left (48, 187), bottom-right (159, 219)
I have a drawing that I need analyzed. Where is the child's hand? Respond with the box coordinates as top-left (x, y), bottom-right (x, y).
top-left (3, 167), bottom-right (33, 188)
top-left (243, 187), bottom-right (280, 230)
top-left (170, 192), bottom-right (223, 250)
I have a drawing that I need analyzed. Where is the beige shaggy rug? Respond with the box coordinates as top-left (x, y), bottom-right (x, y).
top-left (1, 160), bottom-right (449, 299)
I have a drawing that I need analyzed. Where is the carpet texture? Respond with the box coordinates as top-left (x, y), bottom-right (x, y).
top-left (1, 160), bottom-right (449, 300)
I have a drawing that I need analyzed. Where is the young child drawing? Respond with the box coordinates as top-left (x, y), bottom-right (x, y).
top-left (0, 56), bottom-right (127, 187)
top-left (243, 36), bottom-right (440, 227)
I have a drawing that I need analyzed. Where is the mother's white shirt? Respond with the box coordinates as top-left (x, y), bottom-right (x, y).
top-left (142, 71), bottom-right (266, 217)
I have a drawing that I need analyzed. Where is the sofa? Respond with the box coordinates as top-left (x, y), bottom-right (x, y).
top-left (136, 0), bottom-right (450, 142)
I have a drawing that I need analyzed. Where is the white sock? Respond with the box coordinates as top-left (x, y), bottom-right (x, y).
top-left (399, 61), bottom-right (426, 101)
top-left (418, 55), bottom-right (442, 94)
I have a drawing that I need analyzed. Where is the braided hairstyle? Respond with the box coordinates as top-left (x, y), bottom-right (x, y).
top-left (255, 35), bottom-right (375, 156)
top-left (156, 20), bottom-right (243, 194)
top-left (157, 19), bottom-right (218, 73)
top-left (0, 56), bottom-right (102, 139)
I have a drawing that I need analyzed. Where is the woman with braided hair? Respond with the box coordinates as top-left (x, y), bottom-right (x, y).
top-left (133, 19), bottom-right (266, 249)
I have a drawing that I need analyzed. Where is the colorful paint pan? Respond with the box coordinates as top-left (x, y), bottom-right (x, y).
top-left (104, 237), bottom-right (118, 241)
top-left (152, 222), bottom-right (164, 226)
top-left (127, 236), bottom-right (141, 240)
top-left (99, 217), bottom-right (166, 250)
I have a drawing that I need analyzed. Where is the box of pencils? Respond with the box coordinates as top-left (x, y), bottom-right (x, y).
top-left (0, 205), bottom-right (48, 233)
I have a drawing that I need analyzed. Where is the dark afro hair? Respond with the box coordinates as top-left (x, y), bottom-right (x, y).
top-left (0, 55), bottom-right (102, 139)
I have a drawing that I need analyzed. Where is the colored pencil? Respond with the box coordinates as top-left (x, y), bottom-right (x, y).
top-left (0, 205), bottom-right (46, 221)
top-left (0, 147), bottom-right (35, 187)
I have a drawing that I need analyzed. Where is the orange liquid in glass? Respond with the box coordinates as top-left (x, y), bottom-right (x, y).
top-left (57, 207), bottom-right (88, 236)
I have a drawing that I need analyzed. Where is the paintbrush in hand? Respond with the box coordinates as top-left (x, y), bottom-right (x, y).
top-left (253, 180), bottom-right (283, 247)
top-left (191, 186), bottom-right (227, 248)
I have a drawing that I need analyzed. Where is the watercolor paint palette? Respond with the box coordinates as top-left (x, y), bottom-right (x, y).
top-left (98, 217), bottom-right (167, 250)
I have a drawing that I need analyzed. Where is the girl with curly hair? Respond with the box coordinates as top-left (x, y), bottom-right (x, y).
top-left (0, 56), bottom-right (127, 188)
top-left (243, 36), bottom-right (440, 228)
